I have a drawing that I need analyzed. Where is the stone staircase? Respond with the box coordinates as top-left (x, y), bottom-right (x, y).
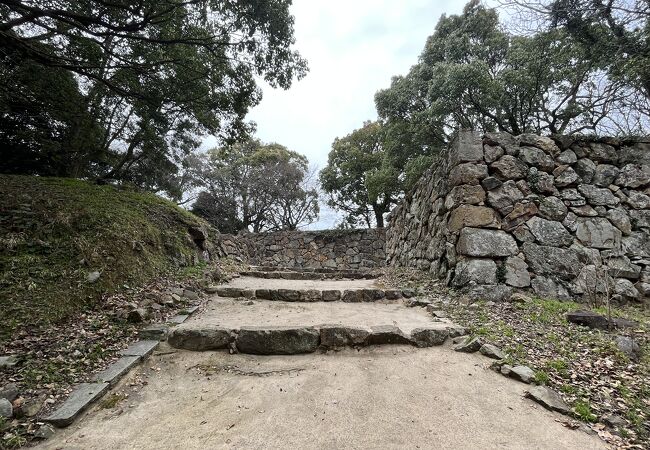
top-left (240, 266), bottom-right (379, 280)
top-left (166, 267), bottom-right (464, 355)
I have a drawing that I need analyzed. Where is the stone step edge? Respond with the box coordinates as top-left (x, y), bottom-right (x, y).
top-left (250, 266), bottom-right (376, 274)
top-left (215, 287), bottom-right (414, 302)
top-left (167, 323), bottom-right (467, 354)
top-left (43, 306), bottom-right (202, 428)
top-left (240, 271), bottom-right (378, 280)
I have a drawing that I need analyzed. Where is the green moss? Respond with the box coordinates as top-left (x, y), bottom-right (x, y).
top-left (0, 175), bottom-right (212, 343)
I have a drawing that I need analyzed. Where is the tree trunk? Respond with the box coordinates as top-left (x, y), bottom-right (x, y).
top-left (374, 207), bottom-right (384, 228)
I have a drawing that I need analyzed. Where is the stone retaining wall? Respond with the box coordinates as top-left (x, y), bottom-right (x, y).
top-left (386, 131), bottom-right (650, 303)
top-left (220, 229), bottom-right (386, 269)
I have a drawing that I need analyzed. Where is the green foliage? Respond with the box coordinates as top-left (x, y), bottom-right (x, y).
top-left (192, 139), bottom-right (319, 232)
top-left (573, 400), bottom-right (598, 422)
top-left (0, 175), bottom-right (211, 342)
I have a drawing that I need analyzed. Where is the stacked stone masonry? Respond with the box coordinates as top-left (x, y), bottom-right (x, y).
top-left (386, 131), bottom-right (650, 303)
top-left (220, 229), bottom-right (386, 270)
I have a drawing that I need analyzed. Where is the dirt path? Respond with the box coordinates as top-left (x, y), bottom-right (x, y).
top-left (39, 344), bottom-right (605, 450)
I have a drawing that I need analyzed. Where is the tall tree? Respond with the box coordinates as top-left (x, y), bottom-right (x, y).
top-left (320, 121), bottom-right (404, 228)
top-left (193, 139), bottom-right (319, 232)
top-left (0, 0), bottom-right (307, 196)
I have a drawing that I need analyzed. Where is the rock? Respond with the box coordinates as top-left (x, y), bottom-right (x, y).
top-left (553, 166), bottom-right (579, 187)
top-left (593, 164), bottom-right (620, 187)
top-left (502, 202), bottom-right (538, 231)
top-left (625, 191), bottom-right (650, 209)
top-left (538, 196), bottom-right (568, 221)
top-left (446, 326), bottom-right (468, 338)
top-left (566, 311), bottom-right (613, 330)
top-left (529, 170), bottom-right (558, 195)
top-left (615, 164), bottom-right (650, 188)
top-left (526, 386), bottom-right (570, 414)
top-left (0, 383), bottom-right (19, 402)
top-left (605, 208), bottom-right (632, 235)
top-left (86, 271), bottom-right (100, 283)
top-left (168, 327), bottom-right (232, 351)
top-left (321, 290), bottom-right (341, 302)
top-left (276, 289), bottom-right (301, 302)
top-left (444, 184), bottom-right (486, 209)
top-left (602, 414), bottom-right (626, 429)
top-left (384, 289), bottom-right (403, 300)
top-left (577, 184), bottom-right (619, 207)
top-left (607, 257), bottom-right (641, 280)
top-left (34, 424), bottom-right (55, 440)
top-left (366, 325), bottom-right (413, 345)
top-left (479, 343), bottom-right (506, 360)
top-left (235, 327), bottom-right (320, 355)
top-left (319, 325), bottom-right (370, 348)
top-left (518, 134), bottom-right (560, 155)
top-left (484, 145), bottom-right (504, 163)
top-left (467, 285), bottom-right (513, 302)
top-left (630, 209), bottom-right (650, 229)
top-left (217, 287), bottom-right (243, 298)
top-left (556, 149), bottom-right (577, 165)
top-left (570, 205), bottom-right (598, 217)
top-left (508, 365), bottom-right (535, 383)
top-left (576, 217), bottom-right (622, 249)
top-left (410, 327), bottom-right (449, 347)
top-left (203, 285), bottom-right (218, 294)
top-left (526, 217), bottom-right (573, 247)
top-left (614, 278), bottom-right (640, 301)
top-left (510, 292), bottom-right (533, 304)
top-left (0, 398), bottom-right (13, 418)
top-left (0, 356), bottom-right (18, 368)
top-left (456, 228), bottom-right (518, 257)
top-left (481, 176), bottom-right (503, 191)
top-left (449, 131), bottom-right (484, 166)
top-left (447, 205), bottom-right (500, 231)
top-left (401, 289), bottom-right (416, 298)
top-left (491, 155), bottom-right (528, 180)
top-left (300, 290), bottom-right (322, 302)
top-left (487, 180), bottom-right (525, 215)
top-left (575, 158), bottom-right (596, 183)
top-left (453, 336), bottom-right (483, 353)
top-left (522, 243), bottom-right (581, 280)
top-left (516, 179), bottom-right (532, 196)
top-left (127, 308), bottom-right (147, 323)
top-left (44, 382), bottom-right (110, 427)
top-left (500, 364), bottom-right (513, 376)
top-left (512, 225), bottom-right (535, 243)
top-left (505, 256), bottom-right (530, 288)
top-left (453, 258), bottom-right (497, 286)
top-left (182, 289), bottom-right (199, 301)
top-left (531, 276), bottom-right (571, 300)
top-left (449, 163), bottom-right (489, 186)
top-left (587, 143), bottom-right (618, 163)
top-left (614, 335), bottom-right (641, 361)
top-left (519, 146), bottom-right (555, 172)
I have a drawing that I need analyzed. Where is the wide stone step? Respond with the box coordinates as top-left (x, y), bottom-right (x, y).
top-left (168, 323), bottom-right (454, 354)
top-left (215, 287), bottom-right (407, 302)
top-left (239, 270), bottom-right (378, 280)
top-left (250, 266), bottom-right (377, 275)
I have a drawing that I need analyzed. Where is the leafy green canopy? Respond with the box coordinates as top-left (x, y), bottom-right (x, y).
top-left (193, 139), bottom-right (319, 232)
top-left (0, 0), bottom-right (307, 197)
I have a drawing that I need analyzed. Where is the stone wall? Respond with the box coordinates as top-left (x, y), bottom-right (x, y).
top-left (220, 228), bottom-right (386, 270)
top-left (386, 131), bottom-right (650, 303)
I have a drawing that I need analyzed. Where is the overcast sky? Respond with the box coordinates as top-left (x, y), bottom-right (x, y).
top-left (203, 0), bottom-right (468, 228)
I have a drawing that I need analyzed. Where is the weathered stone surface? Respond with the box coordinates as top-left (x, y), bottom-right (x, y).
top-left (366, 325), bottom-right (412, 346)
top-left (487, 180), bottom-right (524, 215)
top-left (384, 289), bottom-right (403, 300)
top-left (526, 386), bottom-right (570, 414)
top-left (444, 184), bottom-right (486, 209)
top-left (565, 310), bottom-right (638, 329)
top-left (577, 184), bottom-right (619, 206)
top-left (614, 278), bottom-right (640, 301)
top-left (531, 276), bottom-right (571, 300)
top-left (139, 324), bottom-right (170, 341)
top-left (449, 131), bottom-right (484, 166)
top-left (235, 327), bottom-right (320, 355)
top-left (449, 163), bottom-right (488, 186)
top-left (410, 327), bottom-right (449, 347)
top-left (553, 166), bottom-right (579, 187)
top-left (481, 176), bottom-right (503, 191)
top-left (92, 356), bottom-right (140, 385)
top-left (508, 365), bottom-right (535, 384)
top-left (556, 149), bottom-right (577, 165)
top-left (479, 343), bottom-right (506, 360)
top-left (607, 257), bottom-right (641, 280)
top-left (619, 143), bottom-right (650, 165)
top-left (615, 164), bottom-right (650, 188)
top-left (453, 258), bottom-right (497, 286)
top-left (529, 170), bottom-right (558, 195)
top-left (538, 196), bottom-right (568, 221)
top-left (519, 146), bottom-right (555, 172)
top-left (587, 142), bottom-right (618, 163)
top-left (119, 340), bottom-right (158, 359)
top-left (0, 398), bottom-right (13, 418)
top-left (44, 383), bottom-right (110, 427)
top-left (527, 217), bottom-right (573, 247)
top-left (593, 164), bottom-right (620, 187)
top-left (447, 205), bottom-right (500, 231)
top-left (491, 155), bottom-right (528, 180)
top-left (576, 217), bottom-right (622, 249)
top-left (630, 210), bottom-right (650, 229)
top-left (523, 243), bottom-right (581, 280)
top-left (484, 145), bottom-right (504, 163)
top-left (518, 134), bottom-right (560, 156)
top-left (574, 158), bottom-right (596, 183)
top-left (0, 356), bottom-right (17, 368)
top-left (0, 383), bottom-right (18, 402)
top-left (453, 336), bottom-right (483, 353)
top-left (467, 284), bottom-right (513, 302)
top-left (457, 228), bottom-right (518, 257)
top-left (168, 327), bottom-right (232, 351)
top-left (319, 325), bottom-right (370, 348)
top-left (503, 202), bottom-right (538, 231)
top-left (504, 256), bottom-right (530, 287)
top-left (321, 290), bottom-right (341, 302)
top-left (217, 287), bottom-right (243, 298)
top-left (614, 335), bottom-right (641, 361)
top-left (625, 190), bottom-right (650, 209)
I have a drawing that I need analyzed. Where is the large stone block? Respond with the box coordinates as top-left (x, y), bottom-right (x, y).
top-left (448, 131), bottom-right (484, 166)
top-left (577, 184), bottom-right (619, 206)
top-left (456, 228), bottom-right (518, 257)
top-left (487, 180), bottom-right (524, 215)
top-left (523, 243), bottom-right (581, 280)
top-left (518, 134), bottom-right (560, 156)
top-left (575, 217), bottom-right (622, 249)
top-left (453, 258), bottom-right (497, 286)
top-left (490, 155), bottom-right (528, 180)
top-left (449, 163), bottom-right (489, 186)
top-left (519, 146), bottom-right (555, 172)
top-left (447, 205), bottom-right (500, 231)
top-left (505, 256), bottom-right (531, 287)
top-left (235, 327), bottom-right (320, 355)
top-left (615, 164), bottom-right (650, 188)
top-left (444, 184), bottom-right (486, 210)
top-left (526, 217), bottom-right (573, 247)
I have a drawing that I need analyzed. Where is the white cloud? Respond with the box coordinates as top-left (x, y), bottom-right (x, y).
top-left (203, 0), bottom-right (468, 229)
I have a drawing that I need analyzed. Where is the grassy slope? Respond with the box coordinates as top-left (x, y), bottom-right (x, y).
top-left (0, 175), bottom-right (211, 342)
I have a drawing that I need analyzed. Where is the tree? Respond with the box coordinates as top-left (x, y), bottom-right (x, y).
top-left (192, 139), bottom-right (319, 232)
top-left (375, 0), bottom-right (646, 145)
top-left (320, 121), bottom-right (402, 228)
top-left (0, 0), bottom-right (307, 196)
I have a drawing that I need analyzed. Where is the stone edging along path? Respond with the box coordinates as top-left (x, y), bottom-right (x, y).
top-left (167, 322), bottom-right (467, 354)
top-left (43, 306), bottom-right (200, 428)
top-left (215, 287), bottom-right (409, 302)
